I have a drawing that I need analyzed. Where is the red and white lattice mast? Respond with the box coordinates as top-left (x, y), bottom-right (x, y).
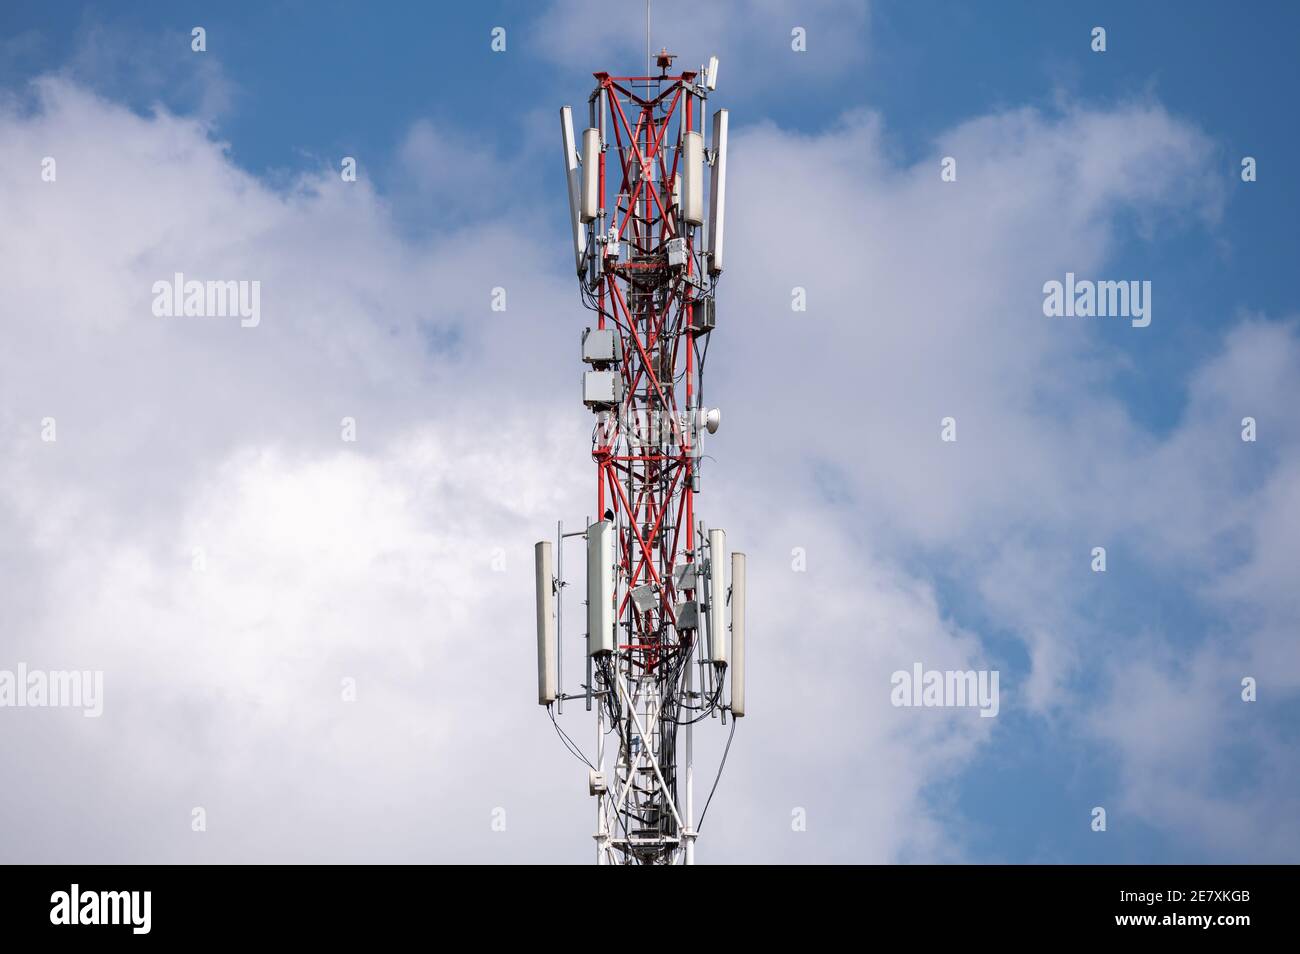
top-left (535, 51), bottom-right (745, 865)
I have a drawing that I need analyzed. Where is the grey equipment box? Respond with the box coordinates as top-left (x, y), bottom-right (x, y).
top-left (630, 583), bottom-right (658, 613)
top-left (674, 599), bottom-right (701, 630)
top-left (649, 350), bottom-right (673, 383)
top-left (583, 370), bottom-right (624, 408)
top-left (666, 237), bottom-right (688, 269)
top-left (690, 297), bottom-right (715, 334)
top-left (582, 327), bottom-right (623, 365)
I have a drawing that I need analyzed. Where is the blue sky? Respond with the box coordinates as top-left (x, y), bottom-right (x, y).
top-left (1, 1), bottom-right (1296, 863)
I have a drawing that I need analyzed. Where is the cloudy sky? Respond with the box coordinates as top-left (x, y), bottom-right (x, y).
top-left (1, 0), bottom-right (1296, 863)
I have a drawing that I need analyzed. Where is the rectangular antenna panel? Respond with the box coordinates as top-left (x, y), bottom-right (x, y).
top-left (731, 551), bottom-right (745, 716)
top-left (681, 131), bottom-right (705, 226)
top-left (535, 541), bottom-right (557, 705)
top-left (580, 128), bottom-right (600, 223)
top-left (707, 528), bottom-right (728, 665)
top-left (707, 109), bottom-right (728, 274)
top-left (560, 107), bottom-right (586, 274)
top-left (587, 520), bottom-right (615, 655)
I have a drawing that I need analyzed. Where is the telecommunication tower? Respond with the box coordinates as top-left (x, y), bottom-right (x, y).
top-left (535, 50), bottom-right (745, 865)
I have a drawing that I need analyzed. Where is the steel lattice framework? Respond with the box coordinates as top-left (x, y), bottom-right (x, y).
top-left (540, 51), bottom-right (741, 867)
top-left (603, 64), bottom-right (701, 865)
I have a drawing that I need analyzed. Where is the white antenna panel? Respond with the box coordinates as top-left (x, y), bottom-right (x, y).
top-left (730, 551), bottom-right (745, 717)
top-left (587, 520), bottom-right (615, 656)
top-left (681, 130), bottom-right (704, 227)
top-left (707, 109), bottom-right (728, 274)
top-left (580, 128), bottom-right (600, 223)
top-left (707, 528), bottom-right (728, 665)
top-left (560, 106), bottom-right (586, 274)
top-left (535, 541), bottom-right (557, 705)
